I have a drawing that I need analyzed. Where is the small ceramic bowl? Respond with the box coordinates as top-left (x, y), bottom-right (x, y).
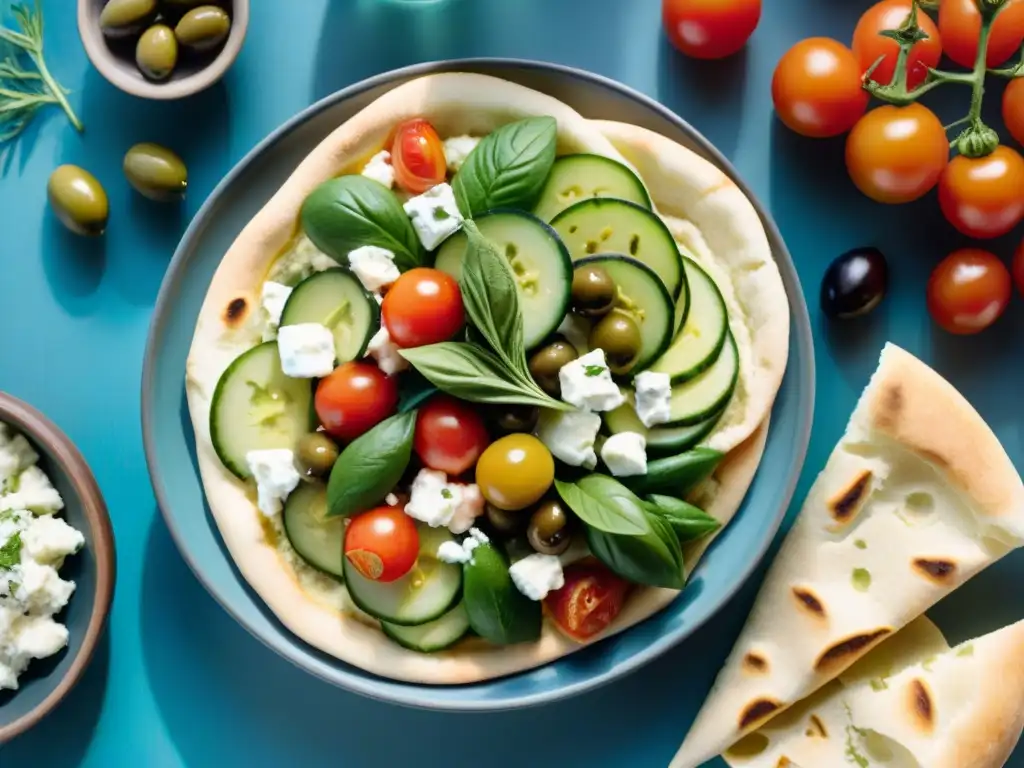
top-left (77, 0), bottom-right (249, 100)
top-left (0, 393), bottom-right (115, 744)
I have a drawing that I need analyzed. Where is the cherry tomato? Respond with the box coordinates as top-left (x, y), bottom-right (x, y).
top-left (852, 1), bottom-right (942, 89)
top-left (938, 146), bottom-right (1024, 239)
top-left (546, 562), bottom-right (630, 642)
top-left (1013, 239), bottom-right (1024, 296)
top-left (414, 396), bottom-right (490, 476)
top-left (939, 0), bottom-right (1024, 68)
top-left (382, 268), bottom-right (465, 348)
top-left (315, 362), bottom-right (398, 442)
top-left (927, 248), bottom-right (1012, 335)
top-left (845, 103), bottom-right (949, 203)
top-left (772, 38), bottom-right (869, 138)
top-left (475, 434), bottom-right (554, 511)
top-left (391, 118), bottom-right (447, 194)
top-left (662, 0), bottom-right (761, 60)
top-left (1003, 78), bottom-right (1024, 148)
top-left (344, 506), bottom-right (419, 583)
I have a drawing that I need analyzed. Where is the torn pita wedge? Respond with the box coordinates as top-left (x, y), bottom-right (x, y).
top-left (672, 342), bottom-right (1024, 767)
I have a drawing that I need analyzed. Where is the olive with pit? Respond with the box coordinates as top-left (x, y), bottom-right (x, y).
top-left (99, 0), bottom-right (158, 38)
top-left (491, 405), bottom-right (539, 435)
top-left (47, 165), bottom-right (109, 237)
top-left (124, 143), bottom-right (188, 201)
top-left (485, 503), bottom-right (525, 537)
top-left (527, 500), bottom-right (572, 556)
top-left (589, 311), bottom-right (642, 373)
top-left (571, 265), bottom-right (617, 317)
top-left (528, 338), bottom-right (578, 397)
top-left (175, 5), bottom-right (231, 51)
top-left (136, 24), bottom-right (178, 81)
top-left (296, 432), bottom-right (340, 477)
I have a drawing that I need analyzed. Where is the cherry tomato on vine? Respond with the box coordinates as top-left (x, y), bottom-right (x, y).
top-left (938, 146), bottom-right (1024, 239)
top-left (382, 268), bottom-right (465, 348)
top-left (662, 0), bottom-right (762, 60)
top-left (845, 103), bottom-right (949, 204)
top-left (1004, 78), bottom-right (1024, 147)
top-left (772, 38), bottom-right (869, 138)
top-left (852, 1), bottom-right (942, 90)
top-left (546, 563), bottom-right (630, 641)
top-left (344, 506), bottom-right (420, 583)
top-left (414, 395), bottom-right (490, 476)
top-left (315, 362), bottom-right (398, 442)
top-left (391, 118), bottom-right (447, 194)
top-left (939, 0), bottom-right (1024, 68)
top-left (927, 248), bottom-right (1012, 335)
top-left (1013, 239), bottom-right (1024, 297)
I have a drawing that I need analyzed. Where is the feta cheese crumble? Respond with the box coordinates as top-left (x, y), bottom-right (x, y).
top-left (361, 150), bottom-right (395, 189)
top-left (436, 527), bottom-right (489, 564)
top-left (601, 432), bottom-right (648, 477)
top-left (347, 245), bottom-right (400, 293)
top-left (260, 281), bottom-right (293, 341)
top-left (403, 183), bottom-right (464, 251)
top-left (558, 349), bottom-right (625, 412)
top-left (509, 554), bottom-right (564, 601)
top-left (0, 466), bottom-right (64, 515)
top-left (404, 469), bottom-right (485, 534)
top-left (0, 425), bottom-right (38, 491)
top-left (365, 325), bottom-right (409, 376)
top-left (535, 409), bottom-right (601, 469)
top-left (634, 371), bottom-right (672, 428)
top-left (277, 323), bottom-right (336, 378)
top-left (245, 449), bottom-right (301, 518)
top-left (442, 135), bottom-right (480, 172)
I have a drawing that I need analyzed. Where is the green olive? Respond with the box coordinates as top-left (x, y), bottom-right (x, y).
top-left (161, 0), bottom-right (205, 7)
top-left (527, 500), bottom-right (571, 556)
top-left (491, 405), bottom-right (539, 435)
top-left (174, 5), bottom-right (231, 50)
top-left (571, 265), bottom-right (617, 317)
top-left (589, 311), bottom-right (642, 374)
top-left (296, 433), bottom-right (340, 477)
top-left (124, 143), bottom-right (188, 201)
top-left (136, 24), bottom-right (178, 81)
top-left (47, 165), bottom-right (109, 237)
top-left (485, 503), bottom-right (526, 537)
top-left (99, 0), bottom-right (158, 38)
top-left (528, 338), bottom-right (578, 397)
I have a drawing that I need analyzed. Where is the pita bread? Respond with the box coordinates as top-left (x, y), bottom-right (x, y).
top-left (672, 343), bottom-right (1024, 766)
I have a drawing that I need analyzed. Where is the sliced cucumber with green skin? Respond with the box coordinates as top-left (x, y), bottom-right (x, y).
top-left (648, 257), bottom-right (729, 383)
top-left (551, 198), bottom-right (685, 301)
top-left (209, 342), bottom-right (315, 479)
top-left (344, 524), bottom-right (461, 626)
top-left (664, 332), bottom-right (739, 426)
top-left (283, 482), bottom-right (344, 578)
top-left (434, 210), bottom-right (571, 350)
top-left (381, 603), bottom-right (470, 652)
top-left (533, 154), bottom-right (651, 223)
top-left (604, 399), bottom-right (724, 456)
top-left (574, 255), bottom-right (674, 373)
top-left (279, 268), bottom-right (378, 364)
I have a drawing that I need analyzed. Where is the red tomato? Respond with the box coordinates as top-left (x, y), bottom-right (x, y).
top-left (1003, 78), bottom-right (1024, 148)
top-left (852, 1), bottom-right (942, 89)
top-left (938, 146), bottom-right (1024, 239)
top-left (1013, 239), bottom-right (1024, 296)
top-left (391, 119), bottom-right (447, 194)
top-left (939, 0), bottom-right (1024, 68)
top-left (772, 38), bottom-right (870, 138)
top-left (662, 0), bottom-right (761, 60)
top-left (927, 248), bottom-right (1012, 335)
top-left (344, 506), bottom-right (419, 583)
top-left (845, 103), bottom-right (949, 204)
top-left (414, 396), bottom-right (490, 476)
top-left (315, 362), bottom-right (398, 442)
top-left (382, 268), bottom-right (464, 348)
top-left (546, 563), bottom-right (630, 641)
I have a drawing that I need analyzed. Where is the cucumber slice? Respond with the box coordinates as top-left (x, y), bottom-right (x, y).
top-left (344, 524), bottom-right (462, 626)
top-left (434, 210), bottom-right (571, 350)
top-left (604, 398), bottom-right (723, 455)
top-left (283, 482), bottom-right (344, 578)
top-left (279, 268), bottom-right (378, 364)
top-left (533, 154), bottom-right (651, 223)
top-left (647, 257), bottom-right (729, 383)
top-left (664, 332), bottom-right (739, 426)
top-left (381, 603), bottom-right (470, 652)
top-left (574, 255), bottom-right (674, 372)
top-left (551, 198), bottom-right (685, 301)
top-left (209, 342), bottom-right (315, 479)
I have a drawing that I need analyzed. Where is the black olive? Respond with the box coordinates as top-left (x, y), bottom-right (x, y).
top-left (485, 503), bottom-right (526, 537)
top-left (820, 247), bottom-right (889, 319)
top-left (490, 405), bottom-right (540, 435)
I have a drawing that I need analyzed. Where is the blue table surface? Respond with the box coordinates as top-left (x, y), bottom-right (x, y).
top-left (2, 1), bottom-right (1023, 766)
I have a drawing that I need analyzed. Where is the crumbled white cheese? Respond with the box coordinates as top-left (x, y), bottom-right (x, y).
top-left (361, 150), bottom-right (395, 189)
top-left (601, 432), bottom-right (648, 477)
top-left (535, 409), bottom-right (601, 469)
top-left (443, 135), bottom-right (480, 173)
top-left (245, 449), bottom-right (301, 518)
top-left (634, 371), bottom-right (672, 428)
top-left (404, 469), bottom-right (484, 533)
top-left (266, 236), bottom-right (336, 287)
top-left (558, 349), bottom-right (625, 412)
top-left (0, 466), bottom-right (64, 514)
top-left (15, 559), bottom-right (75, 616)
top-left (436, 527), bottom-right (489, 564)
top-left (260, 281), bottom-right (293, 341)
top-left (385, 493), bottom-right (400, 506)
top-left (348, 245), bottom-right (400, 293)
top-left (0, 425), bottom-right (38, 490)
top-left (365, 326), bottom-right (409, 376)
top-left (21, 515), bottom-right (84, 566)
top-left (403, 183), bottom-right (464, 251)
top-left (277, 323), bottom-right (336, 378)
top-left (448, 484), bottom-right (485, 534)
top-left (509, 554), bottom-right (565, 601)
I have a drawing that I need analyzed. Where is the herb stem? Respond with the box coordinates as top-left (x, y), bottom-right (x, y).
top-left (32, 52), bottom-right (81, 132)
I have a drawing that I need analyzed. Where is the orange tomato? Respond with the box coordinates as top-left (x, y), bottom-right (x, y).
top-left (391, 119), bottom-right (447, 194)
top-left (382, 268), bottom-right (465, 348)
top-left (939, 0), bottom-right (1024, 68)
top-left (546, 563), bottom-right (630, 641)
top-left (852, 0), bottom-right (942, 89)
top-left (1004, 78), bottom-right (1024, 147)
top-left (662, 0), bottom-right (762, 60)
top-left (938, 146), bottom-right (1024, 239)
top-left (344, 507), bottom-right (420, 583)
top-left (927, 249), bottom-right (1012, 335)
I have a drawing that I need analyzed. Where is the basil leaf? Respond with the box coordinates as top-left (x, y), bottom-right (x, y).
top-left (585, 509), bottom-right (685, 590)
top-left (301, 176), bottom-right (424, 271)
top-left (554, 476), bottom-right (649, 536)
top-left (645, 495), bottom-right (721, 543)
top-left (462, 543), bottom-right (542, 644)
top-left (326, 411), bottom-right (416, 518)
top-left (0, 531), bottom-right (22, 570)
top-left (622, 448), bottom-right (725, 497)
top-left (396, 370), bottom-right (438, 413)
top-left (453, 117), bottom-right (558, 217)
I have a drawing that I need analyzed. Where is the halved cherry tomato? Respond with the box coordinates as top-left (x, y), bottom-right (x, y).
top-left (414, 395), bottom-right (490, 476)
top-left (382, 268), bottom-right (465, 348)
top-left (662, 0), bottom-right (761, 60)
top-left (1013, 239), bottom-right (1024, 297)
top-left (938, 146), bottom-right (1024, 239)
top-left (391, 119), bottom-right (447, 194)
top-left (546, 562), bottom-right (630, 642)
top-left (927, 248), bottom-right (1012, 335)
top-left (845, 103), bottom-right (949, 204)
top-left (772, 38), bottom-right (869, 138)
top-left (344, 506), bottom-right (419, 583)
top-left (852, 1), bottom-right (942, 89)
top-left (315, 361), bottom-right (398, 442)
top-left (939, 0), bottom-right (1024, 68)
top-left (1003, 78), bottom-right (1024, 148)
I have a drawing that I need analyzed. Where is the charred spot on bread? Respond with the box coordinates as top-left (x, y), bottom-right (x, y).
top-left (807, 715), bottom-right (828, 738)
top-left (876, 382), bottom-right (904, 429)
top-left (829, 470), bottom-right (873, 524)
top-left (908, 679), bottom-right (935, 732)
top-left (913, 558), bottom-right (957, 583)
top-left (744, 652), bottom-right (769, 674)
top-left (815, 628), bottom-right (892, 673)
top-left (739, 698), bottom-right (784, 730)
top-left (792, 587), bottom-right (826, 618)
top-left (224, 296), bottom-right (248, 326)
top-left (777, 759), bottom-right (793, 768)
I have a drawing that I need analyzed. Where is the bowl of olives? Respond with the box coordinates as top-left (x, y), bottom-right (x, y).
top-left (78, 0), bottom-right (248, 100)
